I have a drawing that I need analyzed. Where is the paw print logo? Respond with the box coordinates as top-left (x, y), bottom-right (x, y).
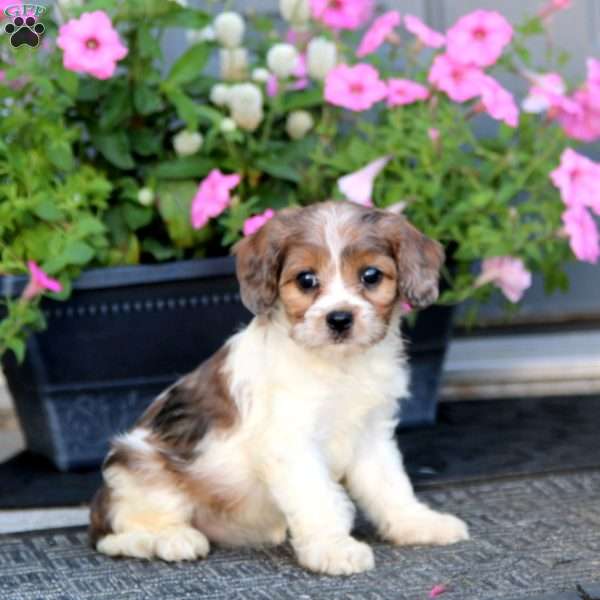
top-left (4, 16), bottom-right (45, 48)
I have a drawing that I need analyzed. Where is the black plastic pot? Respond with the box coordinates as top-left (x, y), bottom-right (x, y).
top-left (1, 257), bottom-right (453, 471)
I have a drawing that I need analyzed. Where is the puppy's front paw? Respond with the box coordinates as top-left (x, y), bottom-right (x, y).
top-left (295, 536), bottom-right (375, 576)
top-left (385, 509), bottom-right (469, 547)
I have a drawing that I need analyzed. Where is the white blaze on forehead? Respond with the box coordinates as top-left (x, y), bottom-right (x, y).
top-left (115, 428), bottom-right (154, 453)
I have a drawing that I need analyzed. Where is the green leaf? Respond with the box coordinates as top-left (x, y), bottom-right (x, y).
top-left (123, 204), bottom-right (153, 230)
top-left (7, 337), bottom-right (26, 363)
top-left (78, 78), bottom-right (103, 101)
top-left (166, 44), bottom-right (211, 86)
top-left (99, 86), bottom-right (131, 130)
top-left (131, 129), bottom-right (163, 156)
top-left (151, 156), bottom-right (214, 179)
top-left (134, 85), bottom-right (164, 115)
top-left (142, 238), bottom-right (177, 261)
top-left (280, 89), bottom-right (323, 112)
top-left (165, 86), bottom-right (199, 129)
top-left (47, 139), bottom-right (74, 171)
top-left (255, 158), bottom-right (301, 183)
top-left (137, 25), bottom-right (162, 59)
top-left (34, 198), bottom-right (64, 222)
top-left (55, 69), bottom-right (79, 98)
top-left (63, 240), bottom-right (95, 265)
top-left (93, 131), bottom-right (135, 170)
top-left (158, 8), bottom-right (210, 28)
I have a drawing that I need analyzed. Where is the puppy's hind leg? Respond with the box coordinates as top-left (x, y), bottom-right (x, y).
top-left (91, 454), bottom-right (209, 562)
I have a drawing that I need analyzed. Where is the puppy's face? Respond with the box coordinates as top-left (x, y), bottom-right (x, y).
top-left (234, 202), bottom-right (444, 351)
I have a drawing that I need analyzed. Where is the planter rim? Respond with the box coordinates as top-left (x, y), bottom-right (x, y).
top-left (0, 256), bottom-right (236, 297)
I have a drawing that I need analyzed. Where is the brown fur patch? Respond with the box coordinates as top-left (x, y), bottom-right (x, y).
top-left (88, 485), bottom-right (113, 546)
top-left (139, 346), bottom-right (238, 462)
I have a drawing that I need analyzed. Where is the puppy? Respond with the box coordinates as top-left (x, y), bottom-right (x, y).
top-left (89, 201), bottom-right (469, 575)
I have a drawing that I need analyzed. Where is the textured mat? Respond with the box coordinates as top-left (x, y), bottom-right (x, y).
top-left (2, 470), bottom-right (600, 600)
top-left (2, 395), bottom-right (600, 509)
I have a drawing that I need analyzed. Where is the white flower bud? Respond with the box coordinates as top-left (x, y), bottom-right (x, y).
top-left (210, 83), bottom-right (231, 107)
top-left (252, 67), bottom-right (271, 83)
top-left (307, 37), bottom-right (337, 80)
top-left (286, 110), bottom-right (314, 140)
top-left (137, 187), bottom-right (155, 207)
top-left (267, 43), bottom-right (299, 79)
top-left (186, 25), bottom-right (216, 44)
top-left (279, 0), bottom-right (310, 25)
top-left (169, 0), bottom-right (187, 6)
top-left (229, 83), bottom-right (263, 132)
top-left (172, 130), bottom-right (203, 156)
top-left (219, 48), bottom-right (248, 81)
top-left (213, 11), bottom-right (245, 48)
top-left (220, 117), bottom-right (237, 133)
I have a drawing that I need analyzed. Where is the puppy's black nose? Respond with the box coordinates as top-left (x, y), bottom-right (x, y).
top-left (326, 310), bottom-right (353, 333)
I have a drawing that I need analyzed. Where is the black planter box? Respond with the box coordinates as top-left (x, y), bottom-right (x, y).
top-left (1, 257), bottom-right (453, 471)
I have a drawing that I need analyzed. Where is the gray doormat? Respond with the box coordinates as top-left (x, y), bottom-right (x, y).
top-left (2, 470), bottom-right (600, 600)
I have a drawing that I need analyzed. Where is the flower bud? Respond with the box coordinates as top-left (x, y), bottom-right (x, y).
top-left (267, 43), bottom-right (299, 79)
top-left (172, 130), bottom-right (203, 156)
top-left (279, 0), bottom-right (310, 25)
top-left (229, 83), bottom-right (264, 132)
top-left (220, 117), bottom-right (237, 133)
top-left (137, 187), bottom-right (155, 206)
top-left (219, 47), bottom-right (248, 81)
top-left (307, 37), bottom-right (337, 80)
top-left (186, 25), bottom-right (216, 44)
top-left (210, 83), bottom-right (231, 106)
top-left (252, 67), bottom-right (271, 83)
top-left (286, 110), bottom-right (314, 140)
top-left (214, 11), bottom-right (245, 48)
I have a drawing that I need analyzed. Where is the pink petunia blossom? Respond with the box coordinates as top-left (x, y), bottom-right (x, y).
top-left (267, 74), bottom-right (279, 97)
top-left (428, 53), bottom-right (486, 103)
top-left (476, 256), bottom-right (532, 303)
top-left (325, 63), bottom-right (388, 111)
top-left (428, 128), bottom-right (440, 141)
top-left (550, 148), bottom-right (600, 214)
top-left (190, 169), bottom-right (241, 229)
top-left (479, 76), bottom-right (519, 127)
top-left (446, 10), bottom-right (512, 68)
top-left (23, 261), bottom-right (63, 300)
top-left (356, 10), bottom-right (401, 58)
top-left (556, 87), bottom-right (600, 142)
top-left (522, 72), bottom-right (580, 116)
top-left (338, 155), bottom-right (391, 206)
top-left (429, 584), bottom-right (448, 598)
top-left (404, 14), bottom-right (445, 49)
top-left (57, 11), bottom-right (128, 80)
top-left (387, 78), bottom-right (429, 106)
top-left (587, 58), bottom-right (600, 90)
top-left (243, 209), bottom-right (275, 236)
top-left (562, 206), bottom-right (600, 263)
top-left (310, 0), bottom-right (373, 30)
top-left (539, 0), bottom-right (572, 19)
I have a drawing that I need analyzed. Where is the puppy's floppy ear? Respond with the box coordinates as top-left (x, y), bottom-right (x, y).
top-left (380, 212), bottom-right (445, 309)
top-left (233, 210), bottom-right (295, 315)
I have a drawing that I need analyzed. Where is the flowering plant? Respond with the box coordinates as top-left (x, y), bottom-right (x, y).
top-left (0, 0), bottom-right (598, 360)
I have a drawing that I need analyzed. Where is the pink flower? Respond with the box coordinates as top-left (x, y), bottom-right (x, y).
top-left (446, 10), bottom-right (512, 68)
top-left (428, 53), bottom-right (486, 103)
top-left (325, 63), bottom-right (388, 111)
top-left (429, 584), bottom-right (447, 598)
top-left (310, 0), bottom-right (373, 30)
top-left (190, 169), bottom-right (241, 229)
top-left (428, 128), bottom-right (440, 141)
top-left (23, 261), bottom-right (63, 300)
top-left (404, 14), bottom-right (445, 49)
top-left (522, 73), bottom-right (580, 116)
top-left (338, 155), bottom-right (391, 207)
top-left (539, 0), bottom-right (572, 19)
top-left (243, 209), bottom-right (275, 236)
top-left (476, 257), bottom-right (532, 303)
top-left (587, 58), bottom-right (600, 90)
top-left (57, 11), bottom-right (128, 80)
top-left (267, 74), bottom-right (279, 97)
top-left (556, 88), bottom-right (600, 142)
top-left (550, 148), bottom-right (600, 214)
top-left (562, 206), bottom-right (600, 263)
top-left (356, 11), bottom-right (401, 58)
top-left (479, 76), bottom-right (519, 127)
top-left (387, 78), bottom-right (429, 107)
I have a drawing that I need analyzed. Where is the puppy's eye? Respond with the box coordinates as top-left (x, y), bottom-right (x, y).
top-left (361, 267), bottom-right (382, 287)
top-left (297, 271), bottom-right (319, 291)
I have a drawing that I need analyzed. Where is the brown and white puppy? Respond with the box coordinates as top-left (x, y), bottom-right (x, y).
top-left (90, 201), bottom-right (469, 575)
